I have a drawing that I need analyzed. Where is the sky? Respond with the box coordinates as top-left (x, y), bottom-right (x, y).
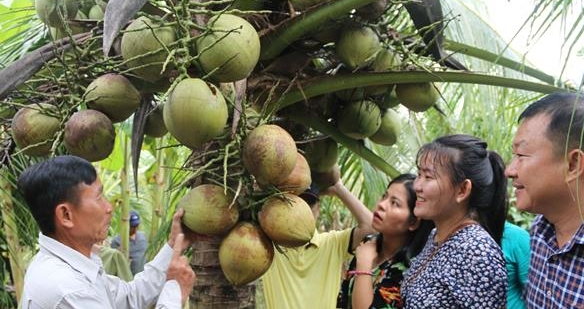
top-left (482, 0), bottom-right (584, 85)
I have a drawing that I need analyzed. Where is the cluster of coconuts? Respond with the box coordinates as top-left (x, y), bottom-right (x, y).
top-left (179, 124), bottom-right (341, 286)
top-left (330, 24), bottom-right (440, 146)
top-left (119, 13), bottom-right (261, 149)
top-left (10, 73), bottom-right (145, 161)
top-left (35, 0), bottom-right (105, 40)
top-left (13, 4), bottom-right (262, 159)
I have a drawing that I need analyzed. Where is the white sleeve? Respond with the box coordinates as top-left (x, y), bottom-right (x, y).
top-left (155, 280), bottom-right (183, 309)
top-left (108, 244), bottom-right (177, 308)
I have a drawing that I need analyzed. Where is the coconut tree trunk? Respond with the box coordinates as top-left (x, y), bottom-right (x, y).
top-left (190, 237), bottom-right (255, 308)
top-left (0, 168), bottom-right (25, 302)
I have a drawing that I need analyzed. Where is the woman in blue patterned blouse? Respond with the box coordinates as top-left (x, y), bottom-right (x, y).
top-left (337, 174), bottom-right (434, 309)
top-left (401, 134), bottom-right (508, 308)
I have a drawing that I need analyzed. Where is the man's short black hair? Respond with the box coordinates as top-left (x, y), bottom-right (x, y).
top-left (17, 155), bottom-right (97, 235)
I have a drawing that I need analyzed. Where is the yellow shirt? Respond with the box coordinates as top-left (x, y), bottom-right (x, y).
top-left (261, 228), bottom-right (353, 309)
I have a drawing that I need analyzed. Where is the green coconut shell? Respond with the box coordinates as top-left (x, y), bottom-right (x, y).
top-left (85, 73), bottom-right (141, 123)
top-left (163, 78), bottom-right (228, 149)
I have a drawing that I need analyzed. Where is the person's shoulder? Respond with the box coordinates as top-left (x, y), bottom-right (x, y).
top-left (24, 254), bottom-right (87, 299)
top-left (504, 221), bottom-right (530, 238)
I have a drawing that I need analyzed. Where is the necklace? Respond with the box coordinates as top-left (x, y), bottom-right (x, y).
top-left (402, 219), bottom-right (477, 288)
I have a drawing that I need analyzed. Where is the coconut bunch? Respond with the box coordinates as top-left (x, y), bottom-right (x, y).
top-left (178, 123), bottom-right (321, 286)
top-left (35, 0), bottom-right (105, 40)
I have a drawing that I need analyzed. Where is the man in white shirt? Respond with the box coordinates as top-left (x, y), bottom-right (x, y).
top-left (17, 155), bottom-right (196, 309)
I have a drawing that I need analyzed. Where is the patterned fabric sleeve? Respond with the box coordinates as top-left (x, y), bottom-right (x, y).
top-left (337, 258), bottom-right (405, 309)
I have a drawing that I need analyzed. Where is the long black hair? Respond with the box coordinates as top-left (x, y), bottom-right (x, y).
top-left (378, 174), bottom-right (434, 265)
top-left (416, 134), bottom-right (507, 244)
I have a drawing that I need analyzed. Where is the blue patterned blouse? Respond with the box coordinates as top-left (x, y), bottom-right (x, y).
top-left (401, 224), bottom-right (507, 308)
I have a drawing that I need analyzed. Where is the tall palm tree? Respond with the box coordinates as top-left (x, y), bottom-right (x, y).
top-left (0, 0), bottom-right (582, 308)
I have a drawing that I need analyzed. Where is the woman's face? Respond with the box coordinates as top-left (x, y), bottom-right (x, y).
top-left (413, 154), bottom-right (459, 222)
top-left (372, 182), bottom-right (416, 237)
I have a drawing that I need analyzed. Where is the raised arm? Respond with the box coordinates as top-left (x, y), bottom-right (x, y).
top-left (326, 179), bottom-right (374, 251)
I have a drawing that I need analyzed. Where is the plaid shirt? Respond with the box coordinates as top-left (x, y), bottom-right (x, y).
top-left (526, 215), bottom-right (584, 308)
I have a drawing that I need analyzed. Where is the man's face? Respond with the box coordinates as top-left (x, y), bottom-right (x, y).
top-left (70, 179), bottom-right (113, 246)
top-left (505, 114), bottom-right (567, 216)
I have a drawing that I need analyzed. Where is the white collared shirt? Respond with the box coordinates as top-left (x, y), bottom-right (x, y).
top-left (20, 233), bottom-right (182, 309)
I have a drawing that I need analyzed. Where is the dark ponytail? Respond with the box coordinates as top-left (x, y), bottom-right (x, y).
top-left (480, 151), bottom-right (507, 245)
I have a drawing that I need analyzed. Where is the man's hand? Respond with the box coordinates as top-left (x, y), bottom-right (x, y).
top-left (167, 233), bottom-right (196, 303)
top-left (168, 208), bottom-right (210, 251)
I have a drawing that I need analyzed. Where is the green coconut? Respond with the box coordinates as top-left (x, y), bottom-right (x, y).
top-left (85, 73), bottom-right (141, 123)
top-left (88, 4), bottom-right (104, 19)
top-left (179, 184), bottom-right (239, 236)
top-left (242, 124), bottom-right (297, 186)
top-left (337, 100), bottom-right (382, 139)
top-left (64, 109), bottom-right (116, 162)
top-left (335, 26), bottom-right (381, 70)
top-left (219, 222), bottom-right (274, 286)
top-left (375, 86), bottom-right (400, 109)
top-left (369, 108), bottom-right (401, 146)
top-left (163, 78), bottom-right (228, 149)
top-left (366, 48), bottom-right (401, 95)
top-left (196, 14), bottom-right (260, 82)
top-left (396, 82), bottom-right (439, 112)
top-left (121, 16), bottom-right (176, 82)
top-left (11, 103), bottom-right (61, 157)
top-left (35, 0), bottom-right (79, 27)
top-left (258, 193), bottom-right (316, 247)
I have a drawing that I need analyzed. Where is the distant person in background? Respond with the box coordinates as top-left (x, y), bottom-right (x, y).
top-left (111, 210), bottom-right (148, 275)
top-left (502, 221), bottom-right (530, 309)
top-left (94, 240), bottom-right (133, 281)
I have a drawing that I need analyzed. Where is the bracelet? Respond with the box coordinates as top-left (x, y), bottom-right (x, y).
top-left (347, 270), bottom-right (373, 277)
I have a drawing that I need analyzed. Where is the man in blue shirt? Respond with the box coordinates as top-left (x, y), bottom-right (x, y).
top-left (112, 210), bottom-right (148, 275)
top-left (505, 92), bottom-right (584, 308)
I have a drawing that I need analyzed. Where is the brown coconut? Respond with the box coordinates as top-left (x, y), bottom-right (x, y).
top-left (179, 184), bottom-right (239, 236)
top-left (276, 152), bottom-right (312, 195)
top-left (219, 222), bottom-right (274, 286)
top-left (64, 109), bottom-right (116, 162)
top-left (311, 164), bottom-right (341, 191)
top-left (11, 103), bottom-right (60, 157)
top-left (144, 104), bottom-right (167, 138)
top-left (85, 73), bottom-right (141, 123)
top-left (163, 78), bottom-right (228, 149)
top-left (258, 193), bottom-right (315, 247)
top-left (242, 124), bottom-right (297, 186)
